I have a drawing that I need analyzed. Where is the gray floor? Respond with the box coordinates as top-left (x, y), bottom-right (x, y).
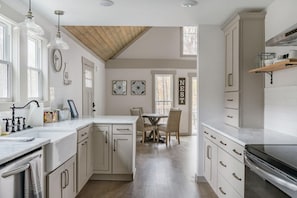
top-left (77, 136), bottom-right (217, 198)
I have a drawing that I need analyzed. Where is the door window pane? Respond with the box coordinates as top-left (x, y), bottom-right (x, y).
top-left (155, 74), bottom-right (173, 114)
top-left (182, 26), bottom-right (198, 56)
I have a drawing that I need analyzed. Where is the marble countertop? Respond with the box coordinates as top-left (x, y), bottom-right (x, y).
top-left (202, 121), bottom-right (297, 146)
top-left (0, 115), bottom-right (137, 166)
top-left (0, 137), bottom-right (49, 165)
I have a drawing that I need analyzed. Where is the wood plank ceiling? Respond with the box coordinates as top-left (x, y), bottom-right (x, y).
top-left (64, 26), bottom-right (150, 61)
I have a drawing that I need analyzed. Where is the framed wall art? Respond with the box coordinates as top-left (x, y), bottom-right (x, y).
top-left (112, 80), bottom-right (127, 95)
top-left (131, 80), bottom-right (146, 95)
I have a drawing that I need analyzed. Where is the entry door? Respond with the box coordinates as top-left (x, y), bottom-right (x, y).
top-left (82, 57), bottom-right (95, 116)
top-left (189, 73), bottom-right (198, 135)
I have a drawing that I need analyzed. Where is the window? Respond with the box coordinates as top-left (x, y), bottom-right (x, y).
top-left (182, 26), bottom-right (198, 56)
top-left (152, 71), bottom-right (176, 114)
top-left (0, 19), bottom-right (12, 101)
top-left (27, 36), bottom-right (42, 99)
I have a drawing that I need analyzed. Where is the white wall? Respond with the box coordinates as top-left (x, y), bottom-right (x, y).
top-left (118, 27), bottom-right (195, 60)
top-left (0, 1), bottom-right (106, 118)
top-left (264, 0), bottom-right (297, 137)
top-left (105, 68), bottom-right (195, 134)
top-left (197, 25), bottom-right (225, 177)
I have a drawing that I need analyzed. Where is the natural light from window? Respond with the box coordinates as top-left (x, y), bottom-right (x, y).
top-left (154, 74), bottom-right (173, 115)
top-left (27, 37), bottom-right (42, 99)
top-left (182, 26), bottom-right (198, 56)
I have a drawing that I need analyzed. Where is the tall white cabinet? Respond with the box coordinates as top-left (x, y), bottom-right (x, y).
top-left (222, 11), bottom-right (265, 128)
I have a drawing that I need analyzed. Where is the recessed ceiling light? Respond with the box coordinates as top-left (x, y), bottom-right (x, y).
top-left (181, 0), bottom-right (198, 7)
top-left (100, 0), bottom-right (114, 7)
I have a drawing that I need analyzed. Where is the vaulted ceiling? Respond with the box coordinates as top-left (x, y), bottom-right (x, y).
top-left (64, 26), bottom-right (150, 61)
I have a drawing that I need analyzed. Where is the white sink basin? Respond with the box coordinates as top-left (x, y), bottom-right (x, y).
top-left (11, 129), bottom-right (77, 173)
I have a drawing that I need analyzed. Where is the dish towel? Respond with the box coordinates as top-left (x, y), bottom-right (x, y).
top-left (24, 157), bottom-right (43, 198)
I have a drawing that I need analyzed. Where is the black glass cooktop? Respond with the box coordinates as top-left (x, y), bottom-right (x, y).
top-left (246, 144), bottom-right (297, 179)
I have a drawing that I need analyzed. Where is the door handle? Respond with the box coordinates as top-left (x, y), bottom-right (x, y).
top-left (1, 164), bottom-right (30, 178)
top-left (65, 169), bottom-right (69, 187)
top-left (61, 170), bottom-right (66, 189)
top-left (228, 73), bottom-right (233, 86)
top-left (113, 139), bottom-right (116, 152)
top-left (105, 131), bottom-right (108, 144)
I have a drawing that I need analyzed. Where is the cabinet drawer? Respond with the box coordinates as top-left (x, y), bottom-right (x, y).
top-left (113, 124), bottom-right (133, 134)
top-left (218, 148), bottom-right (244, 197)
top-left (224, 92), bottom-right (239, 109)
top-left (224, 109), bottom-right (239, 127)
top-left (228, 140), bottom-right (244, 163)
top-left (77, 125), bottom-right (90, 142)
top-left (202, 126), bottom-right (220, 145)
top-left (218, 173), bottom-right (242, 198)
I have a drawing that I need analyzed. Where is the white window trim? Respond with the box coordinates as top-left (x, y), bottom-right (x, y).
top-left (180, 26), bottom-right (198, 57)
top-left (151, 70), bottom-right (176, 113)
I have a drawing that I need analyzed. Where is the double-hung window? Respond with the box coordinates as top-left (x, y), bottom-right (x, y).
top-left (181, 26), bottom-right (198, 56)
top-left (0, 19), bottom-right (12, 102)
top-left (152, 71), bottom-right (176, 115)
top-left (27, 36), bottom-right (43, 99)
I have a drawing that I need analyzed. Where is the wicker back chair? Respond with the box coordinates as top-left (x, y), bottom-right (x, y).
top-left (158, 108), bottom-right (182, 146)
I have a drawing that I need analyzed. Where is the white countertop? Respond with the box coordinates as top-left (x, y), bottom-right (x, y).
top-left (0, 115), bottom-right (137, 166)
top-left (202, 121), bottom-right (297, 146)
top-left (0, 138), bottom-right (49, 165)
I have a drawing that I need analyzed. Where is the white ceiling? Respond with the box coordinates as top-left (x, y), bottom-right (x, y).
top-left (3, 0), bottom-right (273, 26)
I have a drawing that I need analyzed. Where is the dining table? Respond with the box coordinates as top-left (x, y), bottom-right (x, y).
top-left (142, 113), bottom-right (168, 143)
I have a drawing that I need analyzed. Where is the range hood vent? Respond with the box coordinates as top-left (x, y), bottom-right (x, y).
top-left (266, 23), bottom-right (297, 46)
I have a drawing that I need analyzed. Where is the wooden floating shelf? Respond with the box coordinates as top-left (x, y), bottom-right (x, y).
top-left (249, 59), bottom-right (297, 73)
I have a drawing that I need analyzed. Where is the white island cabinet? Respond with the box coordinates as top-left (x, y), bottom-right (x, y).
top-left (92, 124), bottom-right (135, 181)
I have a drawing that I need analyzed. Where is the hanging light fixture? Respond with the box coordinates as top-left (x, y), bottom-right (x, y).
top-left (18, 0), bottom-right (44, 35)
top-left (181, 0), bottom-right (198, 7)
top-left (47, 10), bottom-right (69, 50)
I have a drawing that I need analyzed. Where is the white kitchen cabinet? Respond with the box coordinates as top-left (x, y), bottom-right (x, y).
top-left (47, 155), bottom-right (76, 198)
top-left (77, 124), bottom-right (92, 193)
top-left (112, 134), bottom-right (132, 174)
top-left (93, 124), bottom-right (112, 173)
top-left (222, 11), bottom-right (265, 128)
top-left (203, 133), bottom-right (218, 193)
top-left (92, 124), bottom-right (135, 181)
top-left (203, 126), bottom-right (245, 198)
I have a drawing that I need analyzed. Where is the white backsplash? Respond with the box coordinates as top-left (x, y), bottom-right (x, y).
top-left (265, 86), bottom-right (297, 137)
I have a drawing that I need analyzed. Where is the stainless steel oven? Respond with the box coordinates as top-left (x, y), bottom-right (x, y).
top-left (0, 149), bottom-right (43, 198)
top-left (245, 145), bottom-right (297, 198)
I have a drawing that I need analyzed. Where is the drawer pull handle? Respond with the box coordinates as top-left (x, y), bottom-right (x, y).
top-left (117, 128), bottom-right (130, 131)
top-left (105, 131), bottom-right (108, 144)
top-left (227, 99), bottom-right (234, 102)
top-left (232, 172), bottom-right (242, 181)
top-left (203, 131), bottom-right (209, 135)
top-left (219, 187), bottom-right (226, 195)
top-left (228, 73), bottom-right (233, 86)
top-left (220, 141), bottom-right (227, 146)
top-left (210, 135), bottom-right (216, 140)
top-left (232, 149), bottom-right (242, 156)
top-left (227, 115), bottom-right (233, 119)
top-left (219, 161), bottom-right (227, 168)
top-left (113, 139), bottom-right (116, 152)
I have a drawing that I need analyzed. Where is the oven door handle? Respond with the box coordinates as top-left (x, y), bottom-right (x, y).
top-left (245, 155), bottom-right (297, 192)
top-left (1, 164), bottom-right (30, 178)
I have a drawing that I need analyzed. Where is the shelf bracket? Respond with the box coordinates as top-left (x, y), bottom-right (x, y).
top-left (266, 71), bottom-right (273, 84)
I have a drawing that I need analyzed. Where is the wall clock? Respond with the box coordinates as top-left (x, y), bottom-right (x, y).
top-left (52, 49), bottom-right (63, 72)
top-left (131, 80), bottom-right (146, 95)
top-left (112, 80), bottom-right (127, 95)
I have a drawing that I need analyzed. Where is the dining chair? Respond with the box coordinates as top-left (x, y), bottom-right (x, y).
top-left (158, 108), bottom-right (182, 146)
top-left (130, 108), bottom-right (155, 144)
